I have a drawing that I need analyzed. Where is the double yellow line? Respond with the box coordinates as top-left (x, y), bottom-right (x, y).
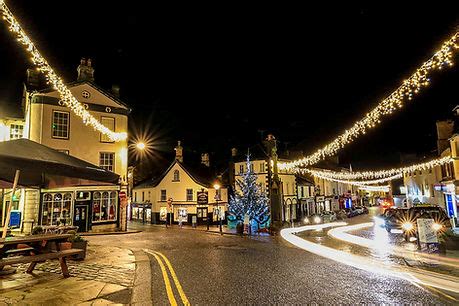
top-left (144, 249), bottom-right (190, 306)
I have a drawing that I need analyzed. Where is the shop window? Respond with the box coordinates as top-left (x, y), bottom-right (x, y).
top-left (52, 111), bottom-right (69, 139)
top-left (186, 189), bottom-right (193, 201)
top-left (173, 170), bottom-right (180, 182)
top-left (99, 152), bottom-right (115, 172)
top-left (239, 165), bottom-right (244, 174)
top-left (9, 124), bottom-right (23, 139)
top-left (41, 192), bottom-right (72, 226)
top-left (92, 191), bottom-right (117, 222)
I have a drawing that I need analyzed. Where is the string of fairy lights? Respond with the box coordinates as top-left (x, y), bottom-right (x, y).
top-left (0, 1), bottom-right (127, 142)
top-left (280, 31), bottom-right (459, 170)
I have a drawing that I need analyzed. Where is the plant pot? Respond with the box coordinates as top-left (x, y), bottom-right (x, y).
top-left (59, 242), bottom-right (72, 250)
top-left (72, 241), bottom-right (87, 260)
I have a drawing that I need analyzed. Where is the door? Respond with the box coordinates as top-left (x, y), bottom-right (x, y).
top-left (74, 204), bottom-right (89, 232)
top-left (197, 207), bottom-right (208, 224)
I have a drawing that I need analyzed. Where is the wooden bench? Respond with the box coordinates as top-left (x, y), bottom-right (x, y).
top-left (0, 249), bottom-right (83, 277)
top-left (0, 234), bottom-right (82, 278)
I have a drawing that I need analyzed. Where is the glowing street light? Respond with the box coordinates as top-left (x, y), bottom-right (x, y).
top-left (136, 142), bottom-right (146, 150)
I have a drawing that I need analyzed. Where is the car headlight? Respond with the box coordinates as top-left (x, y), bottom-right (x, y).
top-left (304, 217), bottom-right (310, 224)
top-left (402, 222), bottom-right (414, 231)
top-left (432, 223), bottom-right (443, 231)
top-left (313, 216), bottom-right (321, 224)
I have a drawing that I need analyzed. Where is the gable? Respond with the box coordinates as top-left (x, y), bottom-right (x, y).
top-left (157, 162), bottom-right (207, 189)
top-left (39, 83), bottom-right (128, 110)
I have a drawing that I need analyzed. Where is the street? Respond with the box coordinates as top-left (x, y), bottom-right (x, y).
top-left (84, 215), bottom-right (458, 304)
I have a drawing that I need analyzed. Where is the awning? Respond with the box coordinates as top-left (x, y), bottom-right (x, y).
top-left (0, 139), bottom-right (119, 187)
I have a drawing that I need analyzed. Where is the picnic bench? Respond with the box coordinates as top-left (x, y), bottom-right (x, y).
top-left (0, 234), bottom-right (83, 278)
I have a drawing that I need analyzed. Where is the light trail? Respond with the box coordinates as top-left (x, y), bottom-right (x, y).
top-left (281, 223), bottom-right (459, 296)
top-left (328, 222), bottom-right (459, 269)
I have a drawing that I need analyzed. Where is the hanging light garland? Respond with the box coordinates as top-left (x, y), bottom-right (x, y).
top-left (311, 172), bottom-right (402, 186)
top-left (358, 185), bottom-right (390, 192)
top-left (280, 31), bottom-right (459, 170)
top-left (300, 156), bottom-right (452, 180)
top-left (0, 1), bottom-right (127, 142)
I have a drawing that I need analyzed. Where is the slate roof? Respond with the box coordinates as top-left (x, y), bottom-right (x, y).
top-left (0, 100), bottom-right (24, 119)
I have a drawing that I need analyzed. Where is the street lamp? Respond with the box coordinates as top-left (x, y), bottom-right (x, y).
top-left (214, 183), bottom-right (222, 234)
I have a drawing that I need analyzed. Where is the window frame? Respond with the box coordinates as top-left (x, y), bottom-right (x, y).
top-left (51, 110), bottom-right (70, 139)
top-left (99, 152), bottom-right (115, 172)
top-left (100, 116), bottom-right (116, 143)
top-left (173, 170), bottom-right (180, 182)
top-left (9, 124), bottom-right (23, 140)
top-left (186, 189), bottom-right (193, 201)
top-left (161, 190), bottom-right (167, 201)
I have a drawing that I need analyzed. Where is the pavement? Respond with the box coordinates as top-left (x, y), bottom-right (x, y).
top-left (0, 243), bottom-right (136, 305)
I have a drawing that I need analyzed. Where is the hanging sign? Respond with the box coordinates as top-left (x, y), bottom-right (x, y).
top-left (160, 207), bottom-right (167, 221)
top-left (197, 191), bottom-right (208, 205)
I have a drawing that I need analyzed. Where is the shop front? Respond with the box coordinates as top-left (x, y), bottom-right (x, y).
top-left (39, 187), bottom-right (120, 232)
top-left (442, 183), bottom-right (459, 228)
top-left (131, 202), bottom-right (152, 224)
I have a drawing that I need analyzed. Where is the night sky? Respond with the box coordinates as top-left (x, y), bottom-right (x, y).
top-left (1, 2), bottom-right (459, 171)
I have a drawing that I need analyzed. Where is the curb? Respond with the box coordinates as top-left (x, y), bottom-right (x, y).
top-left (80, 230), bottom-right (142, 236)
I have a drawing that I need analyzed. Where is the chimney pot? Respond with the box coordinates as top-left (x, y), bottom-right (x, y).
top-left (201, 153), bottom-right (210, 167)
top-left (175, 141), bottom-right (183, 163)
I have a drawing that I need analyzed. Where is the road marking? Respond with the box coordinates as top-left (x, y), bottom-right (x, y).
top-left (154, 251), bottom-right (191, 306)
top-left (424, 284), bottom-right (458, 302)
top-left (144, 249), bottom-right (190, 305)
top-left (147, 250), bottom-right (178, 306)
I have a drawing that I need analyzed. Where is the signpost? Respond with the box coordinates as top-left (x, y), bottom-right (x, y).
top-left (119, 191), bottom-right (127, 208)
top-left (417, 218), bottom-right (440, 255)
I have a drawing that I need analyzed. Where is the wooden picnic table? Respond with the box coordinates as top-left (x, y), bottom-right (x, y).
top-left (0, 234), bottom-right (82, 277)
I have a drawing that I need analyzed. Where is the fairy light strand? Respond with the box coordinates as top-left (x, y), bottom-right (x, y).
top-left (0, 2), bottom-right (127, 142)
top-left (280, 31), bottom-right (459, 170)
top-left (300, 156), bottom-right (452, 181)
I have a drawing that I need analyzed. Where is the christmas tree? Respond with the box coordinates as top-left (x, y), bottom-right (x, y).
top-left (229, 154), bottom-right (270, 226)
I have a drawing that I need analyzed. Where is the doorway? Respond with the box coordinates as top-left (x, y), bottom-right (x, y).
top-left (197, 207), bottom-right (208, 224)
top-left (74, 203), bottom-right (89, 232)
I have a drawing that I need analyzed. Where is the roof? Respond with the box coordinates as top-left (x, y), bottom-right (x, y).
top-left (35, 80), bottom-right (130, 110)
top-left (0, 139), bottom-right (119, 186)
top-left (134, 159), bottom-right (219, 189)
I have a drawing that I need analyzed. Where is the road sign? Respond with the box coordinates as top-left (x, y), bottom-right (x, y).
top-left (119, 191), bottom-right (127, 199)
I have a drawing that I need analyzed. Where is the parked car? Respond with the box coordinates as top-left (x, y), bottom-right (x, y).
top-left (344, 208), bottom-right (358, 218)
top-left (320, 211), bottom-right (337, 223)
top-left (353, 206), bottom-right (364, 215)
top-left (382, 207), bottom-right (408, 233)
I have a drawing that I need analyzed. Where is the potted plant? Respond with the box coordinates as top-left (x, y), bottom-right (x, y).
top-left (67, 230), bottom-right (87, 260)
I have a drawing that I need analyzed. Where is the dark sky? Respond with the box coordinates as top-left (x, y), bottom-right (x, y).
top-left (1, 2), bottom-right (459, 171)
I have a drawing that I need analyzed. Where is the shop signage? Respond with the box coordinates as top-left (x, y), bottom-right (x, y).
top-left (433, 184), bottom-right (446, 191)
top-left (167, 198), bottom-right (173, 209)
top-left (197, 191), bottom-right (208, 205)
top-left (76, 191), bottom-right (91, 201)
top-left (9, 210), bottom-right (21, 228)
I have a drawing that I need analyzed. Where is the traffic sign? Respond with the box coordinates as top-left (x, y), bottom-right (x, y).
top-left (119, 191), bottom-right (127, 199)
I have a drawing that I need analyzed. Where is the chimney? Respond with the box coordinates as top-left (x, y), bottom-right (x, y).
top-left (231, 148), bottom-right (238, 157)
top-left (436, 120), bottom-right (454, 155)
top-left (201, 153), bottom-right (210, 167)
top-left (111, 84), bottom-right (120, 97)
top-left (175, 141), bottom-right (183, 163)
top-left (26, 68), bottom-right (41, 88)
top-left (77, 57), bottom-right (95, 82)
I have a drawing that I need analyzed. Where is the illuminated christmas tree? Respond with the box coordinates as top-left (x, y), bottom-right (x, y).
top-left (229, 154), bottom-right (270, 226)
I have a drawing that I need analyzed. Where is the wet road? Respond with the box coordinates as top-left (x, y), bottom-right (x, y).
top-left (86, 220), bottom-right (451, 304)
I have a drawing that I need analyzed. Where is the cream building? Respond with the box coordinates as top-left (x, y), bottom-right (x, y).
top-left (1, 59), bottom-right (130, 233)
top-left (133, 142), bottom-right (228, 225)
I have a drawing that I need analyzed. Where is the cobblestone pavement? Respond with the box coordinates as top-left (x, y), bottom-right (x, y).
top-left (0, 243), bottom-right (136, 305)
top-left (15, 261), bottom-right (134, 287)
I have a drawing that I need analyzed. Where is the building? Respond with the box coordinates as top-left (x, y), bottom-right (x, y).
top-left (132, 142), bottom-right (228, 225)
top-left (0, 59), bottom-right (130, 233)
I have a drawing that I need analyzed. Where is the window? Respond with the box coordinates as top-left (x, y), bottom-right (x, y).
top-left (134, 192), bottom-right (137, 202)
top-left (142, 191), bottom-right (145, 202)
top-left (100, 117), bottom-right (115, 143)
top-left (260, 163), bottom-right (265, 173)
top-left (239, 165), bottom-right (244, 174)
top-left (41, 192), bottom-right (72, 226)
top-left (173, 170), bottom-right (180, 181)
top-left (100, 152), bottom-right (115, 171)
top-left (9, 124), bottom-right (23, 139)
top-left (186, 189), bottom-right (193, 201)
top-left (301, 186), bottom-right (304, 198)
top-left (215, 188), bottom-right (222, 200)
top-left (82, 90), bottom-right (91, 99)
top-left (161, 190), bottom-right (167, 201)
top-left (52, 111), bottom-right (69, 139)
top-left (92, 191), bottom-right (117, 222)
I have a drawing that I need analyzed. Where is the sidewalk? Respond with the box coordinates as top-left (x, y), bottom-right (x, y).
top-left (0, 243), bottom-right (136, 305)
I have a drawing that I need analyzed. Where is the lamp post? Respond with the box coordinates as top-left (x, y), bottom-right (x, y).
top-left (214, 183), bottom-right (222, 234)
